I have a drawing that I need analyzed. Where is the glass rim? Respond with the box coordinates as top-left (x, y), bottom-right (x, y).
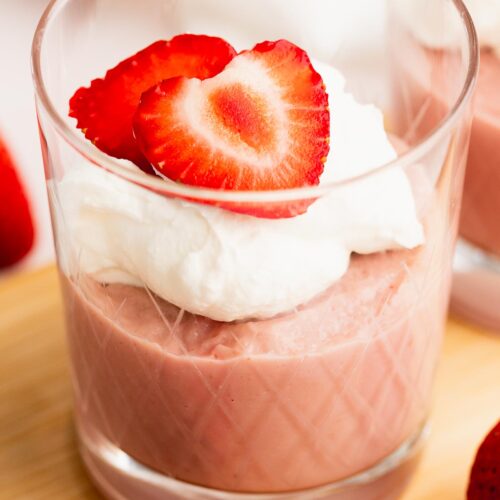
top-left (31, 0), bottom-right (479, 203)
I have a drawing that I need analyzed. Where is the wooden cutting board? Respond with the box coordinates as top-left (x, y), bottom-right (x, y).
top-left (0, 266), bottom-right (499, 500)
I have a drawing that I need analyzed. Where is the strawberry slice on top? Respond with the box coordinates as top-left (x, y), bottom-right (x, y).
top-left (69, 34), bottom-right (236, 172)
top-left (133, 40), bottom-right (330, 218)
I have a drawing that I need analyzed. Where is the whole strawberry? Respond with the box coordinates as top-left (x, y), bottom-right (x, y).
top-left (0, 137), bottom-right (35, 269)
top-left (467, 420), bottom-right (500, 499)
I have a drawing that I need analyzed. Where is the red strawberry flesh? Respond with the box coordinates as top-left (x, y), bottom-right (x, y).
top-left (133, 39), bottom-right (330, 217)
top-left (69, 34), bottom-right (236, 172)
top-left (0, 138), bottom-right (35, 269)
top-left (209, 83), bottom-right (276, 151)
top-left (467, 420), bottom-right (500, 500)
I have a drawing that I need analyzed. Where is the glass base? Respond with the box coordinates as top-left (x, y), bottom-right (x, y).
top-left (77, 418), bottom-right (428, 500)
top-left (451, 239), bottom-right (500, 332)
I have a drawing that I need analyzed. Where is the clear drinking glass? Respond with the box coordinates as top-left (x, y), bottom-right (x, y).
top-left (453, 16), bottom-right (500, 331)
top-left (32, 1), bottom-right (477, 499)
top-left (394, 0), bottom-right (500, 331)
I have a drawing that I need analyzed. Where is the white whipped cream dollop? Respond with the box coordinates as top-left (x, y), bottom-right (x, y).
top-left (56, 63), bottom-right (423, 322)
top-left (396, 0), bottom-right (500, 56)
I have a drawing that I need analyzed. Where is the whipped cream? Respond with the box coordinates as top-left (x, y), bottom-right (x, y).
top-left (56, 63), bottom-right (423, 322)
top-left (396, 0), bottom-right (500, 56)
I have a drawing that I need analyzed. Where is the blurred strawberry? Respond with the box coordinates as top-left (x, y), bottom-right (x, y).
top-left (0, 137), bottom-right (35, 269)
top-left (467, 420), bottom-right (500, 499)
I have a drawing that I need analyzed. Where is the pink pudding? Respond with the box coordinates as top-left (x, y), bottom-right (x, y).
top-left (460, 49), bottom-right (500, 256)
top-left (62, 198), bottom-right (448, 494)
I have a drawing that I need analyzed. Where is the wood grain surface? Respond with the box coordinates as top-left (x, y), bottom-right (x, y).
top-left (0, 266), bottom-right (499, 500)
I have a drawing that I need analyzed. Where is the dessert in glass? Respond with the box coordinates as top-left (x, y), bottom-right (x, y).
top-left (395, 0), bottom-right (500, 331)
top-left (32, 0), bottom-right (477, 499)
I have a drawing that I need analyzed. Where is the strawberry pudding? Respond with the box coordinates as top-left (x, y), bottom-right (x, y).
top-left (460, 49), bottom-right (500, 256)
top-left (396, 0), bottom-right (500, 255)
top-left (43, 28), bottom-right (462, 499)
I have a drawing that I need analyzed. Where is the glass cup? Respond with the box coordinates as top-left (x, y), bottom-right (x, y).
top-left (393, 0), bottom-right (500, 331)
top-left (453, 17), bottom-right (500, 331)
top-left (32, 1), bottom-right (477, 499)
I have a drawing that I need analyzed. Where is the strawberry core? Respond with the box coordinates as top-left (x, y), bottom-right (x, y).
top-left (209, 83), bottom-right (276, 152)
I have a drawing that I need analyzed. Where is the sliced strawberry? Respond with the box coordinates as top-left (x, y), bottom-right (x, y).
top-left (133, 39), bottom-right (330, 218)
top-left (467, 420), bottom-right (500, 499)
top-left (0, 137), bottom-right (35, 269)
top-left (69, 34), bottom-right (236, 172)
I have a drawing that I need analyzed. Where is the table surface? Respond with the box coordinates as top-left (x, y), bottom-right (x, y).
top-left (0, 266), bottom-right (499, 500)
